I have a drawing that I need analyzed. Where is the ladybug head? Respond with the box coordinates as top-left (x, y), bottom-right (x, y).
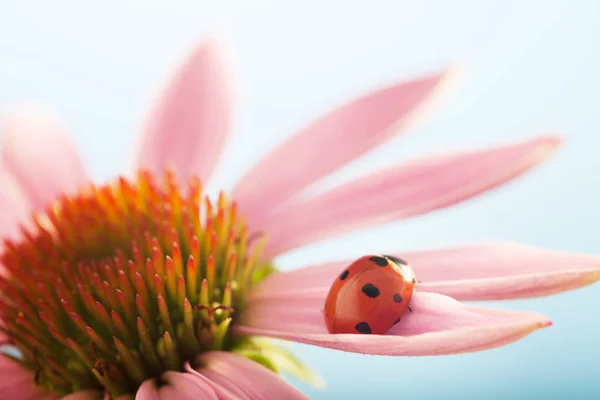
top-left (383, 254), bottom-right (416, 282)
top-left (383, 254), bottom-right (408, 266)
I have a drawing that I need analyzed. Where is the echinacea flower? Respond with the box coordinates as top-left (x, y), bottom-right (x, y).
top-left (1, 36), bottom-right (599, 400)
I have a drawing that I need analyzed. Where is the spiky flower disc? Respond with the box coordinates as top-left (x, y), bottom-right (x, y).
top-left (0, 169), bottom-right (275, 397)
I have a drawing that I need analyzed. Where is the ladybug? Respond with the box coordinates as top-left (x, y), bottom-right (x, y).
top-left (324, 254), bottom-right (416, 335)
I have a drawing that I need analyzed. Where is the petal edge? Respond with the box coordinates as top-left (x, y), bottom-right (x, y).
top-left (233, 68), bottom-right (457, 225)
top-left (136, 36), bottom-right (236, 184)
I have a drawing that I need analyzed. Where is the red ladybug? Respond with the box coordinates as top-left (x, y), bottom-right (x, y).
top-left (324, 254), bottom-right (416, 334)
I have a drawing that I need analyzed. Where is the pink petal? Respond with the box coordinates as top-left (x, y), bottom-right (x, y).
top-left (135, 380), bottom-right (160, 400)
top-left (136, 37), bottom-right (236, 184)
top-left (1, 105), bottom-right (88, 212)
top-left (157, 371), bottom-right (219, 400)
top-left (195, 351), bottom-right (309, 400)
top-left (0, 354), bottom-right (56, 399)
top-left (408, 242), bottom-right (600, 300)
top-left (236, 291), bottom-right (551, 356)
top-left (248, 261), bottom-right (346, 301)
top-left (183, 363), bottom-right (239, 400)
top-left (232, 68), bottom-right (456, 225)
top-left (261, 136), bottom-right (562, 257)
top-left (135, 373), bottom-right (219, 400)
top-left (60, 391), bottom-right (103, 400)
top-left (0, 169), bottom-right (31, 240)
top-left (252, 242), bottom-right (600, 302)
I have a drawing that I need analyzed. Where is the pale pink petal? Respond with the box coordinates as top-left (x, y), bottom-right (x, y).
top-left (248, 261), bottom-right (346, 302)
top-left (156, 371), bottom-right (219, 400)
top-left (0, 354), bottom-right (56, 399)
top-left (406, 242), bottom-right (600, 300)
top-left (0, 169), bottom-right (31, 240)
top-left (236, 291), bottom-right (551, 356)
top-left (1, 105), bottom-right (88, 212)
top-left (252, 242), bottom-right (600, 302)
top-left (195, 351), bottom-right (309, 400)
top-left (135, 380), bottom-right (160, 400)
top-left (136, 37), bottom-right (236, 184)
top-left (136, 374), bottom-right (219, 400)
top-left (60, 390), bottom-right (103, 400)
top-left (183, 363), bottom-right (239, 400)
top-left (232, 68), bottom-right (455, 225)
top-left (262, 136), bottom-right (561, 257)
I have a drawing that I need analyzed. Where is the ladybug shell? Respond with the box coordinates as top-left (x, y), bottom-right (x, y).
top-left (324, 254), bottom-right (415, 335)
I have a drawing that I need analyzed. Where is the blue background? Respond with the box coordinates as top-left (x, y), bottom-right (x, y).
top-left (1, 1), bottom-right (599, 398)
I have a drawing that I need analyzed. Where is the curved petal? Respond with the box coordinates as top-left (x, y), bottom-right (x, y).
top-left (184, 363), bottom-right (244, 400)
top-left (60, 390), bottom-right (103, 400)
top-left (1, 105), bottom-right (88, 212)
top-left (135, 380), bottom-right (160, 400)
top-left (248, 261), bottom-right (346, 301)
top-left (252, 242), bottom-right (600, 301)
top-left (157, 371), bottom-right (219, 400)
top-left (0, 355), bottom-right (56, 399)
top-left (407, 242), bottom-right (600, 300)
top-left (0, 169), bottom-right (31, 240)
top-left (136, 36), bottom-right (236, 185)
top-left (236, 291), bottom-right (551, 356)
top-left (262, 136), bottom-right (562, 257)
top-left (233, 68), bottom-right (456, 225)
top-left (195, 351), bottom-right (309, 400)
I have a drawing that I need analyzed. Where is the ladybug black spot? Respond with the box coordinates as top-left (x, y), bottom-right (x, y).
top-left (393, 293), bottom-right (403, 303)
top-left (339, 270), bottom-right (349, 280)
top-left (369, 256), bottom-right (388, 267)
top-left (384, 254), bottom-right (408, 266)
top-left (361, 283), bottom-right (380, 298)
top-left (354, 322), bottom-right (372, 334)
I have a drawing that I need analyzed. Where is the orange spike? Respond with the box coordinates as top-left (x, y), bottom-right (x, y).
top-left (118, 270), bottom-right (134, 303)
top-left (216, 208), bottom-right (225, 247)
top-left (186, 256), bottom-right (197, 304)
top-left (203, 217), bottom-right (213, 255)
top-left (135, 294), bottom-right (151, 327)
top-left (227, 253), bottom-right (237, 282)
top-left (116, 289), bottom-right (135, 322)
top-left (132, 242), bottom-right (144, 271)
top-left (191, 236), bottom-right (200, 270)
top-left (90, 272), bottom-right (104, 296)
top-left (102, 281), bottom-right (120, 311)
top-left (177, 275), bottom-right (186, 313)
top-left (48, 325), bottom-right (69, 347)
top-left (205, 197), bottom-right (213, 220)
top-left (134, 273), bottom-right (149, 304)
top-left (206, 256), bottom-right (215, 296)
top-left (102, 264), bottom-right (119, 287)
top-left (68, 311), bottom-right (87, 333)
top-left (208, 231), bottom-right (217, 257)
top-left (111, 310), bottom-right (131, 344)
top-left (164, 257), bottom-right (177, 302)
top-left (152, 240), bottom-right (165, 277)
top-left (172, 241), bottom-right (183, 278)
top-left (94, 301), bottom-right (113, 329)
top-left (154, 274), bottom-right (166, 298)
top-left (145, 259), bottom-right (156, 292)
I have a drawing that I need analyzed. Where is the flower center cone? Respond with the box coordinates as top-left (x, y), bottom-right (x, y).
top-left (0, 168), bottom-right (275, 397)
